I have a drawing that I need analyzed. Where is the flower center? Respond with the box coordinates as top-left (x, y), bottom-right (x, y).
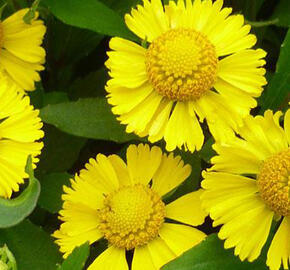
top-left (98, 184), bottom-right (165, 250)
top-left (145, 28), bottom-right (218, 101)
top-left (257, 149), bottom-right (290, 216)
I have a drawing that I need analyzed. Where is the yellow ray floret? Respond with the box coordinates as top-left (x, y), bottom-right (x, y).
top-left (201, 109), bottom-right (290, 270)
top-left (53, 143), bottom-right (207, 270)
top-left (0, 8), bottom-right (46, 91)
top-left (0, 80), bottom-right (44, 198)
top-left (106, 0), bottom-right (266, 152)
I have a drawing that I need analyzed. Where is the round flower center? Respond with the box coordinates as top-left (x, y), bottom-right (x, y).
top-left (257, 149), bottom-right (290, 216)
top-left (145, 28), bottom-right (218, 101)
top-left (98, 184), bottom-right (166, 250)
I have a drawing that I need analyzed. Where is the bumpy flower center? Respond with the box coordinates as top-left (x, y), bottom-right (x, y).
top-left (257, 149), bottom-right (290, 216)
top-left (98, 184), bottom-right (166, 250)
top-left (145, 28), bottom-right (218, 101)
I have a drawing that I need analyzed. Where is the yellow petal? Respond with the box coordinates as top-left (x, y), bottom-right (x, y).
top-left (81, 154), bottom-right (119, 194)
top-left (53, 228), bottom-right (102, 258)
top-left (165, 190), bottom-right (207, 226)
top-left (159, 223), bottom-right (206, 256)
top-left (88, 246), bottom-right (128, 270)
top-left (152, 152), bottom-right (191, 196)
top-left (146, 99), bottom-right (174, 143)
top-left (201, 171), bottom-right (259, 225)
top-left (208, 14), bottom-right (256, 56)
top-left (0, 140), bottom-right (42, 198)
top-left (267, 216), bottom-right (290, 270)
top-left (147, 237), bottom-right (176, 269)
top-left (0, 49), bottom-right (43, 91)
top-left (107, 83), bottom-right (154, 115)
top-left (192, 91), bottom-right (239, 142)
top-left (59, 202), bottom-right (100, 236)
top-left (126, 144), bottom-right (162, 186)
top-left (210, 142), bottom-right (262, 174)
top-left (164, 101), bottom-right (204, 152)
top-left (118, 91), bottom-right (163, 134)
top-left (132, 245), bottom-right (156, 270)
top-left (217, 49), bottom-right (266, 96)
top-left (2, 9), bottom-right (45, 63)
top-left (106, 38), bottom-right (147, 89)
top-left (62, 174), bottom-right (104, 211)
top-left (238, 111), bottom-right (288, 157)
top-left (125, 0), bottom-right (169, 42)
top-left (107, 154), bottom-right (132, 186)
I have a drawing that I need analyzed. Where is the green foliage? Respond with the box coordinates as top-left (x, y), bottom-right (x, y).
top-left (40, 98), bottom-right (140, 143)
top-left (1, 0), bottom-right (289, 269)
top-left (261, 29), bottom-right (290, 112)
top-left (42, 0), bottom-right (135, 39)
top-left (57, 243), bottom-right (90, 270)
top-left (0, 220), bottom-right (62, 270)
top-left (0, 157), bottom-right (40, 228)
top-left (163, 234), bottom-right (268, 270)
top-left (38, 173), bottom-right (71, 213)
top-left (272, 0), bottom-right (290, 27)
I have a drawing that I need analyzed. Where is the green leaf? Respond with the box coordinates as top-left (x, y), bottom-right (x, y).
top-left (36, 125), bottom-right (87, 174)
top-left (23, 0), bottom-right (40, 24)
top-left (271, 0), bottom-right (290, 27)
top-left (58, 242), bottom-right (89, 270)
top-left (0, 157), bottom-right (40, 228)
top-left (163, 234), bottom-right (268, 270)
top-left (0, 220), bottom-right (62, 270)
top-left (199, 138), bottom-right (215, 163)
top-left (261, 29), bottom-right (290, 112)
top-left (40, 98), bottom-right (140, 143)
top-left (42, 0), bottom-right (135, 39)
top-left (38, 173), bottom-right (71, 214)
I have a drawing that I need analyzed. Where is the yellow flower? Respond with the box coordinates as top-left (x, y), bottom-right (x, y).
top-left (53, 144), bottom-right (207, 270)
top-left (0, 8), bottom-right (46, 91)
top-left (0, 79), bottom-right (44, 198)
top-left (105, 0), bottom-right (266, 152)
top-left (201, 109), bottom-right (290, 270)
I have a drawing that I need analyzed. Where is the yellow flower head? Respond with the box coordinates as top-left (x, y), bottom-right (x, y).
top-left (0, 79), bottom-right (44, 198)
top-left (53, 144), bottom-right (207, 270)
top-left (0, 9), bottom-right (46, 91)
top-left (201, 109), bottom-right (290, 270)
top-left (105, 0), bottom-right (266, 152)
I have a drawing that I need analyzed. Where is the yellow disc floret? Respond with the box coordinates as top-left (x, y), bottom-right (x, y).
top-left (146, 28), bottom-right (218, 101)
top-left (98, 184), bottom-right (166, 250)
top-left (257, 149), bottom-right (290, 216)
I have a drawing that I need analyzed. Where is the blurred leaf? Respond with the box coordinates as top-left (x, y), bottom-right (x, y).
top-left (46, 19), bottom-right (103, 66)
top-left (36, 125), bottom-right (87, 174)
top-left (163, 234), bottom-right (268, 270)
top-left (43, 0), bottom-right (135, 39)
top-left (109, 0), bottom-right (142, 16)
top-left (58, 242), bottom-right (89, 270)
top-left (272, 0), bottom-right (290, 27)
top-left (23, 0), bottom-right (40, 24)
top-left (0, 220), bottom-right (62, 270)
top-left (40, 98), bottom-right (140, 143)
top-left (261, 29), bottom-right (290, 112)
top-left (0, 157), bottom-right (40, 228)
top-left (199, 138), bottom-right (215, 163)
top-left (43, 92), bottom-right (69, 106)
top-left (38, 173), bottom-right (71, 214)
top-left (68, 69), bottom-right (108, 100)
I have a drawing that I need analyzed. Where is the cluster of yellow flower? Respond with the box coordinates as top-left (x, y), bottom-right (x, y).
top-left (0, 1), bottom-right (289, 270)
